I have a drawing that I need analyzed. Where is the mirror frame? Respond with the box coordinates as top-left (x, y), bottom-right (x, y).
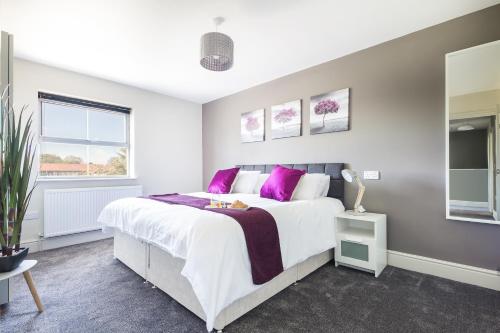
top-left (445, 40), bottom-right (500, 225)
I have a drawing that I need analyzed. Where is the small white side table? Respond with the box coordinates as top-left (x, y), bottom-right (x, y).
top-left (335, 212), bottom-right (387, 277)
top-left (0, 260), bottom-right (43, 312)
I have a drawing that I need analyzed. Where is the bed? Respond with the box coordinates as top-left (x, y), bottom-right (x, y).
top-left (99, 163), bottom-right (345, 331)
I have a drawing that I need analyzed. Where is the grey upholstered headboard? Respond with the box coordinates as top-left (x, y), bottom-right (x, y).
top-left (236, 163), bottom-right (345, 202)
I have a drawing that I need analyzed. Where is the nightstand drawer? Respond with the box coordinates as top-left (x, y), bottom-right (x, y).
top-left (340, 240), bottom-right (369, 262)
top-left (336, 236), bottom-right (374, 271)
top-left (335, 211), bottom-right (387, 277)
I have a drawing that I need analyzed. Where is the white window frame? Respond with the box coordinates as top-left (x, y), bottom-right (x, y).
top-left (38, 95), bottom-right (131, 180)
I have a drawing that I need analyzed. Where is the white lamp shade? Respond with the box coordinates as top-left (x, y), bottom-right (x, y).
top-left (341, 169), bottom-right (356, 183)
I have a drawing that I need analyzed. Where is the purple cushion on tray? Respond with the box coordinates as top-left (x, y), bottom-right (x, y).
top-left (260, 165), bottom-right (305, 201)
top-left (207, 167), bottom-right (240, 194)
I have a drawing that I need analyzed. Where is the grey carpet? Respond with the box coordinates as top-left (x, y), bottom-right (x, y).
top-left (1, 239), bottom-right (499, 333)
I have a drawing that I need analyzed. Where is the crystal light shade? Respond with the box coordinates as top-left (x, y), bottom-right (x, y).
top-left (200, 32), bottom-right (234, 71)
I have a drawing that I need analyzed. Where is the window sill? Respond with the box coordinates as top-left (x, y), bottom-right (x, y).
top-left (37, 177), bottom-right (137, 183)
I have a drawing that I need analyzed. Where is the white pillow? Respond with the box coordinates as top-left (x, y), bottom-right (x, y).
top-left (292, 173), bottom-right (327, 200)
top-left (319, 175), bottom-right (330, 197)
top-left (253, 174), bottom-right (270, 194)
top-left (232, 170), bottom-right (261, 193)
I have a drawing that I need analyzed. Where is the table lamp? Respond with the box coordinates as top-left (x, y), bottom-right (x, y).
top-left (341, 169), bottom-right (366, 215)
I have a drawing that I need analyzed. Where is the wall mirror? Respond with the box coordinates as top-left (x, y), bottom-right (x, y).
top-left (446, 40), bottom-right (500, 224)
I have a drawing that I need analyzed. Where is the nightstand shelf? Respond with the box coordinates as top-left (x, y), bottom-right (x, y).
top-left (335, 212), bottom-right (387, 277)
top-left (339, 226), bottom-right (374, 240)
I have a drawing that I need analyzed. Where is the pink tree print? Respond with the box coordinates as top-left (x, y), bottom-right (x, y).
top-left (274, 108), bottom-right (297, 129)
top-left (245, 115), bottom-right (260, 134)
top-left (314, 99), bottom-right (340, 127)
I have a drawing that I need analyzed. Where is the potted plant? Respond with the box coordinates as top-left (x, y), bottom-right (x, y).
top-left (0, 88), bottom-right (37, 272)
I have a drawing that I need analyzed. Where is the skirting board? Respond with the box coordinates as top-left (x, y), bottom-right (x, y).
top-left (21, 230), bottom-right (112, 253)
top-left (20, 235), bottom-right (500, 291)
top-left (388, 250), bottom-right (500, 291)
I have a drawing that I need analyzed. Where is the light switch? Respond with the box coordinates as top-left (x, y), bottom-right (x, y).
top-left (363, 171), bottom-right (380, 180)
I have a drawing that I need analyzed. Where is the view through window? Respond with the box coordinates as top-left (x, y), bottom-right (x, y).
top-left (39, 93), bottom-right (130, 177)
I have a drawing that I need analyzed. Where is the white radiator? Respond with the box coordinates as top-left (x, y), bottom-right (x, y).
top-left (43, 185), bottom-right (143, 237)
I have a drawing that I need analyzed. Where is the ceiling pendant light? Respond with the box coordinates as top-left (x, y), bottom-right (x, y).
top-left (457, 125), bottom-right (475, 131)
top-left (200, 17), bottom-right (234, 72)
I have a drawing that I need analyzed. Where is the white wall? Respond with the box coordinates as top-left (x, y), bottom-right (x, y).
top-left (13, 58), bottom-right (203, 246)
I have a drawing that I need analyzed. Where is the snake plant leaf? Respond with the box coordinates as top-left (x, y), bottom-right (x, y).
top-left (0, 88), bottom-right (37, 252)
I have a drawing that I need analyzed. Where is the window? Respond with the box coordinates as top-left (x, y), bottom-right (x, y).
top-left (39, 92), bottom-right (131, 178)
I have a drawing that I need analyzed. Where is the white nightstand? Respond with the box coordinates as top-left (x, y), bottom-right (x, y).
top-left (334, 211), bottom-right (387, 277)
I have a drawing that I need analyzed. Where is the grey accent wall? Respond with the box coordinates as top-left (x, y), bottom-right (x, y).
top-left (202, 5), bottom-right (500, 270)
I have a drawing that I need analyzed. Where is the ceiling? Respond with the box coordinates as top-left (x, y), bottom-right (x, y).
top-left (0, 0), bottom-right (498, 104)
top-left (448, 40), bottom-right (500, 97)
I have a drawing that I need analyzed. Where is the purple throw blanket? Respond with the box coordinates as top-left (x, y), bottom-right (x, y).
top-left (147, 194), bottom-right (284, 284)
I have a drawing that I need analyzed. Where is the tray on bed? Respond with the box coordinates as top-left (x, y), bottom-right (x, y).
top-left (204, 205), bottom-right (250, 211)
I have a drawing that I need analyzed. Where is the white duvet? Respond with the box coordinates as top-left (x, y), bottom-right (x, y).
top-left (98, 192), bottom-right (344, 331)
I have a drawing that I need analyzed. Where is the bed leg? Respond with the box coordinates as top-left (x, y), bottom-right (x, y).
top-left (293, 280), bottom-right (300, 286)
top-left (216, 330), bottom-right (223, 333)
top-left (152, 284), bottom-right (157, 289)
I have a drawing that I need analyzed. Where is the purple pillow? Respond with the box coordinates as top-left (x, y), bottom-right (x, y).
top-left (260, 165), bottom-right (305, 201)
top-left (208, 167), bottom-right (240, 194)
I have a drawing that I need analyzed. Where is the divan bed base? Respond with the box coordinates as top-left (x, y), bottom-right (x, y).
top-left (114, 231), bottom-right (334, 331)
